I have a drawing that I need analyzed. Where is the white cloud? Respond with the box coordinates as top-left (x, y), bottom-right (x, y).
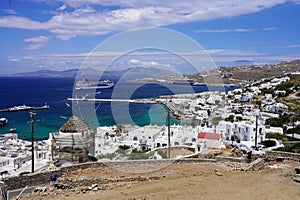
top-left (9, 47), bottom-right (300, 73)
top-left (128, 58), bottom-right (175, 70)
top-left (128, 59), bottom-right (140, 65)
top-left (206, 49), bottom-right (264, 57)
top-left (205, 49), bottom-right (300, 65)
top-left (0, 0), bottom-right (294, 39)
top-left (0, 16), bottom-right (45, 30)
top-left (195, 29), bottom-right (253, 33)
top-left (8, 58), bottom-right (21, 62)
top-left (235, 29), bottom-right (252, 32)
top-left (252, 43), bottom-right (300, 49)
top-left (262, 27), bottom-right (278, 31)
top-left (24, 36), bottom-right (49, 43)
top-left (282, 44), bottom-right (300, 48)
top-left (195, 29), bottom-right (232, 33)
top-left (23, 36), bottom-right (50, 50)
top-left (57, 4), bottom-right (67, 11)
top-left (3, 9), bottom-right (17, 15)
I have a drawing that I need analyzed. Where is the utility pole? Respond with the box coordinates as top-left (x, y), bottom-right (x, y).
top-left (255, 115), bottom-right (258, 150)
top-left (0, 104), bottom-right (49, 173)
top-left (29, 111), bottom-right (36, 173)
top-left (167, 108), bottom-right (171, 159)
top-left (292, 114), bottom-right (295, 140)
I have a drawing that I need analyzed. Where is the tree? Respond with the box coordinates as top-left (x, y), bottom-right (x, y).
top-left (265, 113), bottom-right (291, 127)
top-left (212, 117), bottom-right (222, 133)
top-left (225, 115), bottom-right (234, 123)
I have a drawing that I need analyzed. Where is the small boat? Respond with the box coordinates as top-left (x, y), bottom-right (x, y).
top-left (8, 105), bottom-right (32, 112)
top-left (0, 118), bottom-right (8, 127)
top-left (9, 128), bottom-right (16, 133)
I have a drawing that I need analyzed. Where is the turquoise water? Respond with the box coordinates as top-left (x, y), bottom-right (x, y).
top-left (0, 78), bottom-right (184, 140)
top-left (0, 77), bottom-right (235, 140)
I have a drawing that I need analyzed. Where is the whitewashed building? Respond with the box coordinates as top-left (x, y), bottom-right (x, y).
top-left (224, 121), bottom-right (265, 143)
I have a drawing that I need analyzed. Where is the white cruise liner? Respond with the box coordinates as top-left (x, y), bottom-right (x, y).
top-left (75, 79), bottom-right (114, 90)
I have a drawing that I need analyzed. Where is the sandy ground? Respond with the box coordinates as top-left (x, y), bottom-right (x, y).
top-left (20, 161), bottom-right (300, 200)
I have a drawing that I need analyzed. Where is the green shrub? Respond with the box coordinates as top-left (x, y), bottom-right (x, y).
top-left (118, 145), bottom-right (131, 150)
top-left (260, 140), bottom-right (277, 148)
top-left (128, 151), bottom-right (153, 160)
top-left (266, 132), bottom-right (285, 140)
top-left (276, 142), bottom-right (300, 153)
top-left (225, 115), bottom-right (234, 123)
top-left (265, 114), bottom-right (291, 127)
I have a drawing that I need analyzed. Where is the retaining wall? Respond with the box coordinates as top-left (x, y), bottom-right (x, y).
top-left (265, 151), bottom-right (300, 162)
top-left (5, 162), bottom-right (106, 191)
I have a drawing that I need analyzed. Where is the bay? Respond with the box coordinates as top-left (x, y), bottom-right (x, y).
top-left (0, 77), bottom-right (234, 140)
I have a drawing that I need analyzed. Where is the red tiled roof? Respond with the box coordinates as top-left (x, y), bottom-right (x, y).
top-left (197, 132), bottom-right (221, 140)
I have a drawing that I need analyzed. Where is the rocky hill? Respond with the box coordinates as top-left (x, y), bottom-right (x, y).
top-left (130, 60), bottom-right (300, 85)
top-left (219, 60), bottom-right (300, 84)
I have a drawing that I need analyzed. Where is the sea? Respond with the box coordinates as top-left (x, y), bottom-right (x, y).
top-left (0, 77), bottom-right (236, 141)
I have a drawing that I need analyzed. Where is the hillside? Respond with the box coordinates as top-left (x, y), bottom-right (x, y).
top-left (131, 60), bottom-right (300, 85)
top-left (219, 60), bottom-right (300, 84)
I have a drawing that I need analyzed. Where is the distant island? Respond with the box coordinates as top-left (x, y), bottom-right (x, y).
top-left (2, 60), bottom-right (300, 85)
top-left (1, 68), bottom-right (125, 80)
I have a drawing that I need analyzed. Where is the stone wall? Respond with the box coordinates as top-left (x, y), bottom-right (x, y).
top-left (265, 151), bottom-right (300, 162)
top-left (5, 162), bottom-right (107, 191)
top-left (215, 156), bottom-right (246, 163)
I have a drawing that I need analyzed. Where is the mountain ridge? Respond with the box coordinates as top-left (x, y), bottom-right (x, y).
top-left (2, 60), bottom-right (300, 84)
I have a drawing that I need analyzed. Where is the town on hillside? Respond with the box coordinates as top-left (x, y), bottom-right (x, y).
top-left (1, 62), bottom-right (300, 180)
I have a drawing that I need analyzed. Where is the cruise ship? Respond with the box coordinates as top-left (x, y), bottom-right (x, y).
top-left (75, 79), bottom-right (114, 90)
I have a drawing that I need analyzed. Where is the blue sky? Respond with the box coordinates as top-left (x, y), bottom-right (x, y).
top-left (0, 0), bottom-right (300, 74)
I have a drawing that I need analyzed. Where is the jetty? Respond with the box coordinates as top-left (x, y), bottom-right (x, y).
top-left (67, 97), bottom-right (160, 104)
top-left (67, 97), bottom-right (178, 119)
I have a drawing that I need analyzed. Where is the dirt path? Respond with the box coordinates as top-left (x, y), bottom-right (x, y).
top-left (20, 162), bottom-right (300, 200)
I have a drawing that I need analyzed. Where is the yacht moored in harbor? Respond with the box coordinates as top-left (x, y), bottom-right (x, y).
top-left (0, 117), bottom-right (8, 126)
